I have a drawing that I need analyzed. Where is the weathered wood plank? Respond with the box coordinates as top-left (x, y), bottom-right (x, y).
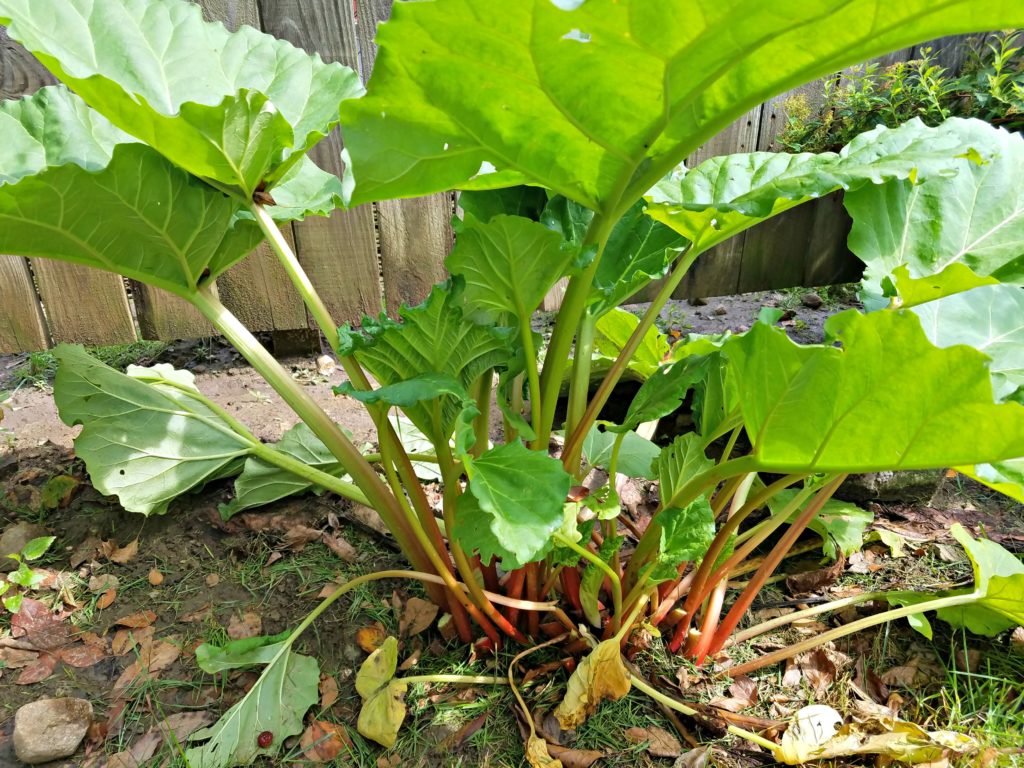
top-left (0, 256), bottom-right (48, 352)
top-left (356, 0), bottom-right (452, 315)
top-left (258, 0), bottom-right (383, 327)
top-left (30, 260), bottom-right (136, 345)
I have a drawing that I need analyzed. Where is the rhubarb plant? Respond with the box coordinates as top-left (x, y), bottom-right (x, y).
top-left (2, 0), bottom-right (1024, 765)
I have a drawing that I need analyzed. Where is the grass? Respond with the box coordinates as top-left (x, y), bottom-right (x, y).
top-left (10, 340), bottom-right (168, 389)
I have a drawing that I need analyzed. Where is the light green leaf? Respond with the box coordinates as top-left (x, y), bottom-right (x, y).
top-left (390, 414), bottom-right (444, 482)
top-left (0, 0), bottom-right (362, 196)
top-left (339, 284), bottom-right (513, 439)
top-left (956, 459), bottom-right (1024, 503)
top-left (650, 497), bottom-right (716, 584)
top-left (19, 537), bottom-right (56, 562)
top-left (356, 636), bottom-right (408, 748)
top-left (447, 214), bottom-right (579, 323)
top-left (341, 0), bottom-right (1024, 211)
top-left (769, 490), bottom-right (874, 560)
top-left (54, 345), bottom-right (252, 516)
top-left (186, 635), bottom-right (319, 766)
top-left (883, 264), bottom-right (1000, 310)
top-left (0, 87), bottom-right (264, 297)
top-left (610, 356), bottom-right (710, 434)
top-left (3, 594), bottom-right (24, 613)
top-left (847, 120), bottom-right (1024, 304)
top-left (454, 441), bottom-right (572, 569)
top-left (590, 201), bottom-right (687, 316)
top-left (581, 425), bottom-right (660, 480)
top-left (913, 284), bottom-right (1024, 403)
top-left (657, 434), bottom-right (714, 508)
top-left (724, 309), bottom-right (1024, 473)
top-left (219, 423), bottom-right (350, 520)
top-left (594, 308), bottom-right (668, 380)
top-left (195, 631), bottom-right (292, 674)
top-left (647, 118), bottom-right (986, 252)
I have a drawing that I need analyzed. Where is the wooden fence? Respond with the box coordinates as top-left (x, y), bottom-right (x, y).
top-left (0, 5), bottom-right (971, 353)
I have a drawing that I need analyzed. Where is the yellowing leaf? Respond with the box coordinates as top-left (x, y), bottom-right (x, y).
top-left (526, 734), bottom-right (563, 768)
top-left (554, 639), bottom-right (631, 730)
top-left (355, 637), bottom-right (408, 748)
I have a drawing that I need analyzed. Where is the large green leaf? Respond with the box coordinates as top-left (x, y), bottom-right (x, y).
top-left (339, 284), bottom-right (513, 439)
top-left (446, 214), bottom-right (579, 324)
top-left (341, 0), bottom-right (1024, 211)
top-left (186, 633), bottom-right (319, 766)
top-left (219, 423), bottom-right (349, 520)
top-left (453, 441), bottom-right (572, 568)
top-left (768, 489), bottom-right (874, 560)
top-left (53, 345), bottom-right (252, 516)
top-left (646, 118), bottom-right (987, 252)
top-left (913, 284), bottom-right (1024, 403)
top-left (656, 433), bottom-right (714, 507)
top-left (593, 308), bottom-right (669, 379)
top-left (581, 425), bottom-right (660, 480)
top-left (0, 0), bottom-right (362, 197)
top-left (651, 498), bottom-right (716, 583)
top-left (610, 356), bottom-right (710, 434)
top-left (846, 121), bottom-right (1024, 304)
top-left (957, 459), bottom-right (1024, 504)
top-left (724, 310), bottom-right (1024, 473)
top-left (0, 87), bottom-right (265, 296)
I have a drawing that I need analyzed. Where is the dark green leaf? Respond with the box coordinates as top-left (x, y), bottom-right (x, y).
top-left (195, 631), bottom-right (292, 674)
top-left (650, 497), bottom-right (716, 584)
top-left (458, 186), bottom-right (547, 223)
top-left (582, 425), bottom-right (660, 480)
top-left (609, 356), bottom-right (710, 434)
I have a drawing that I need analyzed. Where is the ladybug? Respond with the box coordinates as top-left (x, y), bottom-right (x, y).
top-left (257, 731), bottom-right (273, 748)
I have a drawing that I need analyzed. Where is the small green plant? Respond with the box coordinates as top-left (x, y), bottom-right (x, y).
top-left (781, 32), bottom-right (1024, 153)
top-left (0, 535), bottom-right (57, 613)
top-left (1, 1), bottom-right (1023, 765)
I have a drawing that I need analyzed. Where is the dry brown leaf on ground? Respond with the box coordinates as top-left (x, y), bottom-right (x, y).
top-left (97, 587), bottom-right (117, 610)
top-left (526, 735), bottom-right (563, 768)
top-left (299, 720), bottom-right (353, 762)
top-left (106, 711), bottom-right (213, 768)
top-left (69, 536), bottom-right (102, 568)
top-left (139, 639), bottom-right (181, 674)
top-left (881, 659), bottom-right (923, 688)
top-left (115, 610), bottom-right (157, 629)
top-left (711, 674), bottom-right (759, 713)
top-left (546, 743), bottom-right (604, 768)
top-left (673, 746), bottom-right (712, 768)
top-left (625, 725), bottom-right (682, 757)
top-left (88, 574), bottom-right (119, 593)
top-left (782, 649), bottom-right (836, 698)
top-left (100, 539), bottom-right (139, 565)
top-left (786, 553), bottom-right (846, 596)
top-left (15, 652), bottom-right (57, 684)
top-left (111, 626), bottom-right (154, 656)
top-left (147, 569), bottom-right (164, 586)
top-left (319, 673), bottom-right (340, 710)
top-left (179, 604), bottom-right (212, 623)
top-left (400, 596), bottom-right (439, 638)
top-left (554, 639), bottom-right (631, 730)
top-left (59, 640), bottom-right (106, 668)
top-left (0, 647), bottom-right (38, 670)
top-left (227, 610), bottom-right (262, 640)
top-left (321, 532), bottom-right (357, 562)
top-left (356, 622), bottom-right (388, 654)
top-left (11, 598), bottom-right (72, 651)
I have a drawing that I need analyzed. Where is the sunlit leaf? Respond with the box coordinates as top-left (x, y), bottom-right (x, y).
top-left (554, 639), bottom-right (631, 730)
top-left (355, 637), bottom-right (408, 748)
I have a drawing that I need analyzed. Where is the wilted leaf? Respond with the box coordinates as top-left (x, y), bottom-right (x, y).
top-left (356, 637), bottom-right (408, 748)
top-left (227, 611), bottom-right (263, 641)
top-left (99, 539), bottom-right (139, 565)
top-left (89, 574), bottom-right (119, 594)
top-left (299, 720), bottom-right (352, 762)
top-left (115, 610), bottom-right (157, 629)
top-left (400, 597), bottom-right (439, 638)
top-left (546, 743), bottom-right (605, 768)
top-left (97, 588), bottom-right (117, 610)
top-left (711, 675), bottom-right (759, 713)
top-left (554, 639), bottom-right (631, 730)
top-left (15, 652), bottom-right (57, 684)
top-left (527, 735), bottom-right (563, 768)
top-left (0, 647), bottom-right (38, 669)
top-left (59, 641), bottom-right (106, 669)
top-left (10, 598), bottom-right (71, 650)
top-left (625, 725), bottom-right (682, 758)
top-left (39, 475), bottom-right (79, 510)
top-left (356, 623), bottom-right (388, 654)
top-left (319, 674), bottom-right (340, 710)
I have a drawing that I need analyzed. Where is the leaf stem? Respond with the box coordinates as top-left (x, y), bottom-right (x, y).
top-left (553, 532), bottom-right (622, 634)
top-left (727, 591), bottom-right (886, 647)
top-left (562, 245), bottom-right (701, 471)
top-left (250, 202), bottom-right (340, 352)
top-left (564, 312), bottom-right (597, 458)
top-left (517, 310), bottom-right (544, 450)
top-left (402, 674), bottom-right (509, 686)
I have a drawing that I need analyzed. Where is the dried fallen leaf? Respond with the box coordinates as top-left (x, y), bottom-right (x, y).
top-left (106, 710), bottom-right (213, 768)
top-left (321, 532), bottom-right (357, 562)
top-left (299, 720), bottom-right (352, 762)
top-left (59, 642), bottom-right (106, 668)
top-left (69, 536), bottom-right (102, 568)
top-left (782, 650), bottom-right (835, 699)
top-left (320, 674), bottom-right (340, 710)
top-left (227, 610), bottom-right (262, 641)
top-left (205, 573), bottom-right (220, 587)
top-left (527, 734), bottom-right (563, 767)
top-left (147, 569), bottom-right (164, 586)
top-left (786, 553), bottom-right (846, 596)
top-left (139, 640), bottom-right (181, 674)
top-left (625, 725), bottom-right (682, 758)
top-left (0, 647), bottom-right (38, 669)
top-left (881, 659), bottom-right (922, 688)
top-left (88, 573), bottom-right (120, 594)
top-left (96, 587), bottom-right (117, 610)
top-left (112, 626), bottom-right (154, 656)
top-left (179, 604), bottom-right (212, 623)
top-left (673, 746), bottom-right (712, 768)
top-left (554, 639), bottom-right (631, 730)
top-left (16, 652), bottom-right (57, 684)
top-left (100, 539), bottom-right (139, 565)
top-left (546, 743), bottom-right (604, 768)
top-left (356, 622), bottom-right (388, 654)
top-left (11, 598), bottom-right (72, 650)
top-left (115, 610), bottom-right (157, 629)
top-left (711, 674), bottom-right (759, 713)
top-left (400, 597), bottom-right (439, 638)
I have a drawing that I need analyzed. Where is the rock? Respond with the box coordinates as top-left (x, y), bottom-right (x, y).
top-left (712, 304), bottom-right (728, 316)
top-left (0, 522), bottom-right (49, 573)
top-left (800, 292), bottom-right (823, 309)
top-left (13, 698), bottom-right (93, 764)
top-left (688, 296), bottom-right (708, 307)
top-left (835, 470), bottom-right (943, 504)
top-left (316, 355), bottom-right (336, 376)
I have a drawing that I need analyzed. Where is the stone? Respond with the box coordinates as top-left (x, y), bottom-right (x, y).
top-left (13, 698), bottom-right (93, 764)
top-left (800, 291), bottom-right (824, 309)
top-left (712, 304), bottom-right (728, 316)
top-left (835, 470), bottom-right (943, 504)
top-left (0, 522), bottom-right (49, 573)
top-left (687, 296), bottom-right (708, 307)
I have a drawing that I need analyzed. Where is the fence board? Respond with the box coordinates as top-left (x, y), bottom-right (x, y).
top-left (259, 0), bottom-right (384, 327)
top-left (0, 256), bottom-right (48, 352)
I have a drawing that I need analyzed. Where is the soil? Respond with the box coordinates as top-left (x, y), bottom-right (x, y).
top-left (0, 288), bottom-right (1021, 768)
